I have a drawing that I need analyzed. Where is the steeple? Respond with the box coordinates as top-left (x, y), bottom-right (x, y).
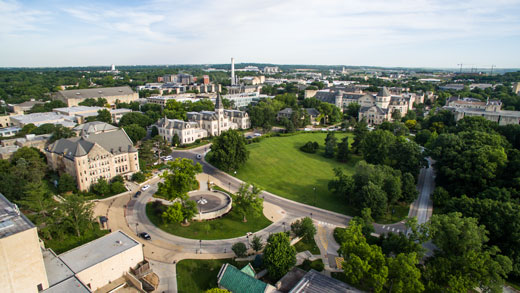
top-left (215, 91), bottom-right (224, 111)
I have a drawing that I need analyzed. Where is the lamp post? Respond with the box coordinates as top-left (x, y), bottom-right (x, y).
top-left (135, 223), bottom-right (139, 236)
top-left (246, 235), bottom-right (249, 249)
top-left (310, 212), bottom-right (313, 219)
top-left (313, 187), bottom-right (316, 206)
top-left (199, 240), bottom-right (202, 254)
top-left (283, 222), bottom-right (286, 233)
top-left (228, 182), bottom-right (231, 193)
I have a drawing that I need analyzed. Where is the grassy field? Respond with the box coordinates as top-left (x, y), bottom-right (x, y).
top-left (146, 202), bottom-right (272, 240)
top-left (177, 259), bottom-right (248, 293)
top-left (294, 237), bottom-right (321, 255)
top-left (235, 132), bottom-right (360, 216)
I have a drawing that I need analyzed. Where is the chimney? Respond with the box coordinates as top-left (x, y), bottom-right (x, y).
top-left (231, 57), bottom-right (235, 86)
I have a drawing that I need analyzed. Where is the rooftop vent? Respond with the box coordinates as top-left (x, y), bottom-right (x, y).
top-left (98, 90), bottom-right (103, 94)
top-left (76, 93), bottom-right (80, 95)
top-left (115, 240), bottom-right (123, 245)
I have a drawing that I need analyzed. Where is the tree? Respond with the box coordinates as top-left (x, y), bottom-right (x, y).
top-left (172, 133), bottom-right (180, 146)
top-left (58, 173), bottom-right (77, 193)
top-left (17, 181), bottom-right (54, 223)
top-left (336, 136), bottom-right (350, 162)
top-left (91, 178), bottom-right (110, 197)
top-left (324, 132), bottom-right (337, 158)
top-left (339, 222), bottom-right (388, 292)
top-left (182, 200), bottom-right (198, 222)
top-left (386, 253), bottom-right (424, 293)
top-left (123, 124), bottom-right (146, 144)
top-left (50, 124), bottom-right (76, 142)
top-left (209, 130), bottom-right (249, 172)
top-left (119, 112), bottom-right (153, 128)
top-left (95, 109), bottom-right (112, 123)
top-left (252, 235), bottom-right (263, 252)
top-left (131, 172), bottom-right (146, 183)
top-left (60, 195), bottom-right (94, 237)
top-left (110, 181), bottom-right (126, 194)
top-left (151, 126), bottom-right (159, 137)
top-left (352, 120), bottom-right (368, 153)
top-left (401, 173), bottom-right (418, 203)
top-left (360, 130), bottom-right (395, 165)
top-left (300, 141), bottom-right (319, 153)
top-left (232, 242), bottom-right (247, 258)
top-left (233, 183), bottom-right (263, 222)
top-left (161, 202), bottom-right (184, 223)
top-left (328, 167), bottom-right (355, 203)
top-left (424, 212), bottom-right (512, 292)
top-left (391, 109), bottom-right (401, 121)
top-left (358, 182), bottom-right (387, 218)
top-left (346, 103), bottom-right (361, 118)
top-left (156, 158), bottom-right (202, 201)
top-left (264, 232), bottom-right (296, 280)
top-left (290, 217), bottom-right (316, 240)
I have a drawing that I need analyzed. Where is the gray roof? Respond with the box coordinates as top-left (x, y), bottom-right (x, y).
top-left (47, 125), bottom-right (136, 159)
top-left (53, 106), bottom-right (103, 114)
top-left (215, 92), bottom-right (224, 110)
top-left (315, 91), bottom-right (338, 104)
top-left (42, 276), bottom-right (90, 293)
top-left (305, 108), bottom-right (320, 117)
top-left (225, 109), bottom-right (247, 118)
top-left (8, 100), bottom-right (45, 108)
top-left (378, 87), bottom-right (391, 97)
top-left (158, 117), bottom-right (200, 129)
top-left (42, 249), bottom-right (75, 287)
top-left (58, 230), bottom-right (140, 273)
top-left (55, 86), bottom-right (135, 100)
top-left (279, 108), bottom-right (294, 115)
top-left (73, 121), bottom-right (118, 135)
top-left (289, 269), bottom-right (362, 293)
top-left (0, 193), bottom-right (35, 239)
top-left (360, 105), bottom-right (388, 115)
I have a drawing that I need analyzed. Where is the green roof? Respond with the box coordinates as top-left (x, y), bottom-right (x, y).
top-left (240, 263), bottom-right (256, 278)
top-left (218, 264), bottom-right (266, 293)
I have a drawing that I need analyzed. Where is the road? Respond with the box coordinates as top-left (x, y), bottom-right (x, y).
top-left (407, 158), bottom-right (435, 225)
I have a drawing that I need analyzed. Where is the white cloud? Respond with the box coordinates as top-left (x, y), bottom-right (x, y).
top-left (0, 0), bottom-right (51, 34)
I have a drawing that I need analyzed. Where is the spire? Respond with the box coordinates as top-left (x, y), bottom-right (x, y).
top-left (378, 86), bottom-right (391, 97)
top-left (215, 91), bottom-right (224, 110)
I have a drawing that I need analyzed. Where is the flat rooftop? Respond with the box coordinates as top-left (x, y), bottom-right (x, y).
top-left (58, 230), bottom-right (140, 273)
top-left (42, 249), bottom-right (75, 286)
top-left (0, 193), bottom-right (35, 239)
top-left (42, 276), bottom-right (90, 293)
top-left (53, 106), bottom-right (103, 114)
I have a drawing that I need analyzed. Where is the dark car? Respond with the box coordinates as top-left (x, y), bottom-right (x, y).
top-left (139, 232), bottom-right (151, 240)
top-left (134, 191), bottom-right (141, 198)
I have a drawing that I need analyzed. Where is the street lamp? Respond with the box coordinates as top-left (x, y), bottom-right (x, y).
top-left (199, 240), bottom-right (202, 254)
top-left (228, 182), bottom-right (231, 193)
top-left (310, 212), bottom-right (313, 219)
top-left (313, 187), bottom-right (316, 206)
top-left (135, 223), bottom-right (139, 236)
top-left (246, 235), bottom-right (249, 249)
top-left (283, 222), bottom-right (286, 232)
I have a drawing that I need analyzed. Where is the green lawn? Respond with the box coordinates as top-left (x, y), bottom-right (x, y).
top-left (177, 259), bottom-right (249, 293)
top-left (146, 202), bottom-right (272, 240)
top-left (294, 237), bottom-right (321, 255)
top-left (297, 259), bottom-right (324, 272)
top-left (235, 132), bottom-right (361, 216)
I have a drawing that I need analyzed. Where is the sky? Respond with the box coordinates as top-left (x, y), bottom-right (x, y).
top-left (1, 0), bottom-right (520, 68)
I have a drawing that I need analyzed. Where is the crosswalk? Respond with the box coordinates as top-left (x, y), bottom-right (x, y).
top-left (381, 225), bottom-right (401, 233)
top-left (316, 220), bottom-right (335, 227)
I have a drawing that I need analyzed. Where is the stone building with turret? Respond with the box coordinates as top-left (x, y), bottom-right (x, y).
top-left (157, 93), bottom-right (250, 144)
top-left (45, 122), bottom-right (139, 191)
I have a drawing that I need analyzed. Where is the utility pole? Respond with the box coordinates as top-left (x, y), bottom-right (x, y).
top-left (457, 63), bottom-right (463, 73)
top-left (490, 64), bottom-right (496, 75)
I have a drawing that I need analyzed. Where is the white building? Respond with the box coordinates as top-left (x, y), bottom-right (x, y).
top-left (157, 93), bottom-right (250, 144)
top-left (10, 112), bottom-right (77, 128)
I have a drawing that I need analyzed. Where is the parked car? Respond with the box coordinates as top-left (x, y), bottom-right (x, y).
top-left (134, 191), bottom-right (141, 198)
top-left (253, 133), bottom-right (262, 137)
top-left (139, 232), bottom-right (151, 240)
top-left (142, 185), bottom-right (151, 191)
top-left (164, 155), bottom-right (173, 161)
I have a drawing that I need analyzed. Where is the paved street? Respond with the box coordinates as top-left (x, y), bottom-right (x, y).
top-left (408, 158), bottom-right (435, 225)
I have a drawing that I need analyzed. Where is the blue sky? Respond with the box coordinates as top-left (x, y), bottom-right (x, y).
top-left (1, 0), bottom-right (520, 68)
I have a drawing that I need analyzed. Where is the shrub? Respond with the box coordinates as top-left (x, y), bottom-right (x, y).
top-left (232, 242), bottom-right (247, 258)
top-left (291, 217), bottom-right (316, 240)
top-left (132, 171), bottom-right (146, 183)
top-left (300, 141), bottom-right (319, 153)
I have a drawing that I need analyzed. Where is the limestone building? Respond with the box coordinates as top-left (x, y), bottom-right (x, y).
top-left (0, 193), bottom-right (49, 292)
top-left (444, 97), bottom-right (520, 125)
top-left (45, 122), bottom-right (139, 191)
top-left (53, 86), bottom-right (138, 107)
top-left (157, 93), bottom-right (250, 144)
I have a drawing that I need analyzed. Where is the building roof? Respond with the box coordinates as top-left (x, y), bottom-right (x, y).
top-left (215, 92), bottom-right (224, 110)
top-left (42, 276), bottom-right (91, 293)
top-left (8, 100), bottom-right (45, 109)
top-left (55, 86), bottom-right (135, 101)
top-left (11, 112), bottom-right (77, 126)
top-left (289, 269), bottom-right (362, 293)
top-left (0, 193), bottom-right (35, 239)
top-left (42, 249), bottom-right (75, 287)
top-left (47, 124), bottom-right (136, 159)
top-left (305, 108), bottom-right (320, 117)
top-left (58, 230), bottom-right (140, 274)
top-left (53, 106), bottom-right (103, 115)
top-left (279, 108), bottom-right (294, 115)
top-left (240, 263), bottom-right (256, 277)
top-left (360, 105), bottom-right (387, 115)
top-left (217, 263), bottom-right (267, 293)
top-left (315, 91), bottom-right (338, 104)
top-left (377, 87), bottom-right (391, 97)
top-left (158, 117), bottom-right (201, 129)
top-left (73, 121), bottom-right (118, 135)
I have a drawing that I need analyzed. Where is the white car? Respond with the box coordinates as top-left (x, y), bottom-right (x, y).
top-left (253, 133), bottom-right (262, 137)
top-left (164, 155), bottom-right (173, 161)
top-left (142, 185), bottom-right (151, 191)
